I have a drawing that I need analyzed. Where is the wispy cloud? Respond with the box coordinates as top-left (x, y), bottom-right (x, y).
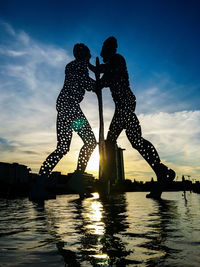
top-left (0, 22), bottom-right (72, 167)
top-left (0, 21), bottom-right (16, 36)
top-left (135, 72), bottom-right (200, 114)
top-left (0, 137), bottom-right (16, 151)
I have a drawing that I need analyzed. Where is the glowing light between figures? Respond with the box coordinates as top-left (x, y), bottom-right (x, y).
top-left (86, 146), bottom-right (99, 172)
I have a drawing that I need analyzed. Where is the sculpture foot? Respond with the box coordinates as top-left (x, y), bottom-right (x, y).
top-left (146, 182), bottom-right (163, 199)
top-left (146, 190), bottom-right (162, 199)
top-left (157, 163), bottom-right (176, 183)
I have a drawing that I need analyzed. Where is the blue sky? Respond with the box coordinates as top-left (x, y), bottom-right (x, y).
top-left (0, 0), bottom-right (200, 181)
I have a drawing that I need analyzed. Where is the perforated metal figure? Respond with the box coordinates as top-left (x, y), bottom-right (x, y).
top-left (90, 37), bottom-right (175, 197)
top-left (39, 44), bottom-right (97, 180)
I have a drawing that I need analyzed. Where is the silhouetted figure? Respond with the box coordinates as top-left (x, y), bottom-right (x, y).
top-left (89, 37), bottom-right (175, 198)
top-left (39, 44), bottom-right (97, 195)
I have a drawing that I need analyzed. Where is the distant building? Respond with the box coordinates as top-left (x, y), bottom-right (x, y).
top-left (115, 146), bottom-right (125, 183)
top-left (103, 143), bottom-right (125, 185)
top-left (0, 162), bottom-right (31, 197)
top-left (67, 171), bottom-right (96, 187)
top-left (0, 162), bottom-right (30, 185)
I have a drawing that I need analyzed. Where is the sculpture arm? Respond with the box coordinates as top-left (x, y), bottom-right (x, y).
top-left (79, 64), bottom-right (96, 91)
top-left (88, 62), bottom-right (109, 74)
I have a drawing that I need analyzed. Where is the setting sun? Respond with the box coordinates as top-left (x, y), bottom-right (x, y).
top-left (86, 146), bottom-right (99, 173)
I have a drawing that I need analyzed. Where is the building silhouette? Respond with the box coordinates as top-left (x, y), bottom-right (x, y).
top-left (0, 162), bottom-right (31, 197)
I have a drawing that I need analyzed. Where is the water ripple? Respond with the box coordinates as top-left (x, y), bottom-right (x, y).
top-left (0, 192), bottom-right (200, 266)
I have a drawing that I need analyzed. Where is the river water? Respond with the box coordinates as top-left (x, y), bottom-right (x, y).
top-left (0, 192), bottom-right (200, 266)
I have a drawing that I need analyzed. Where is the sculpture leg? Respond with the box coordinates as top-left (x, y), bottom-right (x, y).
top-left (76, 117), bottom-right (97, 173)
top-left (67, 114), bottom-right (97, 197)
top-left (39, 112), bottom-right (72, 176)
top-left (107, 109), bottom-right (124, 144)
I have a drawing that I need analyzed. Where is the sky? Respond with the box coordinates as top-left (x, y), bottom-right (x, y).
top-left (0, 0), bottom-right (200, 181)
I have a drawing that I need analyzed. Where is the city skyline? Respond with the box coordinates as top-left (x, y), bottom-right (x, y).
top-left (0, 0), bottom-right (200, 181)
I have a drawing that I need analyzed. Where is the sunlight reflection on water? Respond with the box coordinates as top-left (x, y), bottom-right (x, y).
top-left (0, 192), bottom-right (200, 266)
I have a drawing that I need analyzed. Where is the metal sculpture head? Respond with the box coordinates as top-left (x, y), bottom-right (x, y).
top-left (100, 36), bottom-right (118, 62)
top-left (73, 43), bottom-right (91, 61)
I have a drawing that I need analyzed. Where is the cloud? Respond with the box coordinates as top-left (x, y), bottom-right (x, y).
top-left (0, 137), bottom-right (16, 151)
top-left (0, 23), bottom-right (72, 133)
top-left (21, 150), bottom-right (40, 155)
top-left (139, 110), bottom-right (200, 161)
top-left (135, 72), bottom-right (200, 114)
top-left (0, 22), bottom-right (73, 166)
top-left (0, 21), bottom-right (16, 36)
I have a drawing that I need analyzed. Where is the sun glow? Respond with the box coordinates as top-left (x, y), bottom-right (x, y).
top-left (83, 193), bottom-right (105, 236)
top-left (86, 146), bottom-right (99, 172)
